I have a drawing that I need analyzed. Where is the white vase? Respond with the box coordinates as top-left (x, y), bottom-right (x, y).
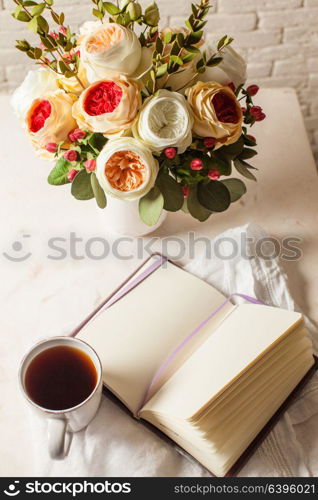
top-left (97, 196), bottom-right (167, 237)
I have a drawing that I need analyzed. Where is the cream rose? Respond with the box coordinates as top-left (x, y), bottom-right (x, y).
top-left (11, 69), bottom-right (59, 123)
top-left (96, 137), bottom-right (158, 200)
top-left (72, 76), bottom-right (141, 137)
top-left (186, 81), bottom-right (243, 148)
top-left (132, 89), bottom-right (193, 153)
top-left (25, 89), bottom-right (77, 157)
top-left (200, 45), bottom-right (247, 88)
top-left (80, 22), bottom-right (151, 83)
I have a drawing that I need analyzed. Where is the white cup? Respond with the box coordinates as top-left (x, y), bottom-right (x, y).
top-left (19, 336), bottom-right (103, 460)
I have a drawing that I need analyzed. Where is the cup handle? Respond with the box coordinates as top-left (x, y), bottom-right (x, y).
top-left (48, 418), bottom-right (68, 459)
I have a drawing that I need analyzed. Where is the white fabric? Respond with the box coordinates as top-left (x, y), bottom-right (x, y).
top-left (30, 223), bottom-right (318, 477)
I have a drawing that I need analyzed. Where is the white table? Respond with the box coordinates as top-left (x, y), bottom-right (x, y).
top-left (1, 88), bottom-right (318, 475)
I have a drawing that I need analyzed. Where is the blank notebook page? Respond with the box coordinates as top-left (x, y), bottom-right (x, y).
top-left (78, 260), bottom-right (234, 414)
top-left (143, 304), bottom-right (303, 419)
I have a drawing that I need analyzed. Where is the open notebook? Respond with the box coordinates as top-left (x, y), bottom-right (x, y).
top-left (76, 254), bottom-right (315, 477)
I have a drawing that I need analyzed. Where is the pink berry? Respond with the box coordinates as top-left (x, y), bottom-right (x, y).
top-left (49, 31), bottom-right (59, 40)
top-left (241, 107), bottom-right (247, 114)
top-left (45, 142), bottom-right (57, 153)
top-left (85, 159), bottom-right (96, 172)
top-left (246, 84), bottom-right (259, 97)
top-left (256, 112), bottom-right (266, 121)
top-left (58, 26), bottom-right (67, 36)
top-left (250, 106), bottom-right (262, 119)
top-left (190, 158), bottom-right (203, 171)
top-left (68, 128), bottom-right (86, 142)
top-left (203, 137), bottom-right (216, 149)
top-left (182, 186), bottom-right (190, 198)
top-left (67, 169), bottom-right (78, 182)
top-left (208, 169), bottom-right (220, 180)
top-left (227, 82), bottom-right (235, 92)
top-left (164, 147), bottom-right (177, 159)
top-left (64, 150), bottom-right (78, 162)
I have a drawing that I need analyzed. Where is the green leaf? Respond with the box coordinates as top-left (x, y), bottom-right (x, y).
top-left (47, 158), bottom-right (70, 185)
top-left (139, 186), bottom-right (164, 226)
top-left (234, 159), bottom-right (257, 181)
top-left (88, 133), bottom-right (107, 153)
top-left (91, 173), bottom-right (107, 209)
top-left (51, 10), bottom-right (60, 23)
top-left (155, 36), bottom-right (163, 53)
top-left (182, 52), bottom-right (197, 64)
top-left (156, 63), bottom-right (168, 78)
top-left (92, 8), bottom-right (104, 19)
top-left (13, 11), bottom-right (30, 22)
top-left (163, 30), bottom-right (172, 44)
top-left (185, 45), bottom-right (200, 53)
top-left (156, 173), bottom-right (184, 212)
top-left (31, 3), bottom-right (45, 16)
top-left (197, 180), bottom-right (231, 212)
top-left (28, 17), bottom-right (38, 33)
top-left (187, 186), bottom-right (211, 222)
top-left (220, 136), bottom-right (244, 158)
top-left (221, 178), bottom-right (246, 202)
top-left (217, 35), bottom-right (231, 50)
top-left (206, 56), bottom-right (223, 67)
top-left (37, 15), bottom-right (49, 33)
top-left (209, 154), bottom-right (232, 176)
top-left (144, 2), bottom-right (160, 26)
top-left (71, 169), bottom-right (94, 200)
top-left (103, 2), bottom-right (121, 15)
top-left (170, 55), bottom-right (183, 66)
top-left (188, 30), bottom-right (203, 45)
top-left (239, 148), bottom-right (257, 160)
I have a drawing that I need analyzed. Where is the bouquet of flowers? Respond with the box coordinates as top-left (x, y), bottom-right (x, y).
top-left (11, 0), bottom-right (265, 226)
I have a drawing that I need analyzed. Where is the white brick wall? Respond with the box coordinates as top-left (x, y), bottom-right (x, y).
top-left (1, 0), bottom-right (317, 162)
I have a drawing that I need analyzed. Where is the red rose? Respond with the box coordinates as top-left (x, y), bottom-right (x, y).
top-left (84, 81), bottom-right (123, 116)
top-left (212, 92), bottom-right (240, 124)
top-left (29, 100), bottom-right (51, 133)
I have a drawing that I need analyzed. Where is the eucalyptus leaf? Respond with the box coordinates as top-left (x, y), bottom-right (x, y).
top-left (234, 159), bottom-right (257, 181)
top-left (47, 158), bottom-right (70, 185)
top-left (91, 173), bottom-right (107, 209)
top-left (220, 136), bottom-right (244, 158)
top-left (139, 186), bottom-right (164, 226)
top-left (88, 133), bottom-right (107, 153)
top-left (197, 180), bottom-right (231, 212)
top-left (239, 148), bottom-right (257, 160)
top-left (156, 173), bottom-right (183, 212)
top-left (71, 169), bottom-right (94, 200)
top-left (187, 187), bottom-right (211, 222)
top-left (221, 178), bottom-right (246, 202)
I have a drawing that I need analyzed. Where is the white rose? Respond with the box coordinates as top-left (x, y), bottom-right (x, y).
top-left (132, 89), bottom-right (193, 153)
top-left (11, 69), bottom-right (59, 123)
top-left (96, 137), bottom-right (158, 201)
top-left (200, 45), bottom-right (247, 88)
top-left (81, 22), bottom-right (151, 83)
